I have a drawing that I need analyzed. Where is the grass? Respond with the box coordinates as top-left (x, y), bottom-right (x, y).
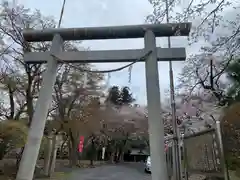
top-left (229, 171), bottom-right (240, 180)
top-left (35, 160), bottom-right (106, 180)
top-left (0, 175), bottom-right (14, 180)
top-left (0, 173), bottom-right (71, 180)
top-left (35, 172), bottom-right (71, 180)
top-left (0, 159), bottom-right (106, 180)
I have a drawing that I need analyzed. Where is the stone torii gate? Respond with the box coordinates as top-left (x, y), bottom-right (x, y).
top-left (16, 23), bottom-right (191, 180)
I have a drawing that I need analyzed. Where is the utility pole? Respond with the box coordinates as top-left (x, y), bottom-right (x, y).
top-left (165, 0), bottom-right (182, 180)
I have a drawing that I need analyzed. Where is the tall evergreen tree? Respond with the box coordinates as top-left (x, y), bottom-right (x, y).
top-left (106, 86), bottom-right (135, 106)
top-left (225, 58), bottom-right (240, 104)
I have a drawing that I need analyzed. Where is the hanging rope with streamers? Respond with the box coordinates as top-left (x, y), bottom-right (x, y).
top-left (107, 73), bottom-right (111, 88)
top-left (83, 72), bottom-right (88, 88)
top-left (128, 65), bottom-right (132, 84)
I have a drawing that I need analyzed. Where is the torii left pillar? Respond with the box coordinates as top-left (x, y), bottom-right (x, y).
top-left (16, 34), bottom-right (63, 180)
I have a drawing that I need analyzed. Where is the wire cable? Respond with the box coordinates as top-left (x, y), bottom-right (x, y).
top-left (50, 50), bottom-right (152, 73)
top-left (58, 0), bottom-right (67, 28)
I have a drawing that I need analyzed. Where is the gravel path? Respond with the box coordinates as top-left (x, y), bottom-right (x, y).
top-left (68, 163), bottom-right (151, 180)
top-left (35, 162), bottom-right (206, 180)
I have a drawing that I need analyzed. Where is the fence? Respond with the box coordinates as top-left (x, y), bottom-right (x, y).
top-left (182, 120), bottom-right (229, 180)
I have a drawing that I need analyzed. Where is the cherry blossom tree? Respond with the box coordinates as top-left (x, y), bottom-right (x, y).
top-left (162, 92), bottom-right (223, 134)
top-left (147, 0), bottom-right (240, 105)
top-left (98, 103), bottom-right (149, 162)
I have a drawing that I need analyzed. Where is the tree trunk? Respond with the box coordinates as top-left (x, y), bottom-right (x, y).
top-left (68, 138), bottom-right (78, 167)
top-left (26, 69), bottom-right (34, 126)
top-left (8, 88), bottom-right (15, 120)
top-left (116, 150), bottom-right (120, 163)
top-left (117, 138), bottom-right (127, 163)
top-left (111, 151), bottom-right (116, 163)
top-left (110, 152), bottom-right (115, 163)
top-left (59, 136), bottom-right (68, 159)
top-left (90, 159), bottom-right (94, 166)
top-left (114, 147), bottom-right (119, 163)
top-left (43, 136), bottom-right (53, 177)
top-left (69, 147), bottom-right (78, 167)
top-left (89, 139), bottom-right (96, 166)
top-left (117, 150), bottom-right (124, 163)
top-left (0, 143), bottom-right (7, 160)
top-left (16, 146), bottom-right (24, 168)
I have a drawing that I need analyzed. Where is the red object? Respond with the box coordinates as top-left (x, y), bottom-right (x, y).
top-left (164, 144), bottom-right (168, 152)
top-left (78, 136), bottom-right (84, 152)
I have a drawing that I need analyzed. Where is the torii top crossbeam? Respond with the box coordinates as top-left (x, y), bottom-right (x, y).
top-left (23, 22), bottom-right (191, 42)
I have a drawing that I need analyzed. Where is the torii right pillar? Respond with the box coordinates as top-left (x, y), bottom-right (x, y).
top-left (144, 30), bottom-right (169, 180)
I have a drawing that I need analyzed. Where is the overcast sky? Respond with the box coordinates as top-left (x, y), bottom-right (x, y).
top-left (19, 0), bottom-right (203, 104)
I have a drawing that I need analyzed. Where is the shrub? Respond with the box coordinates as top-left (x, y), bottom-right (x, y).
top-left (226, 155), bottom-right (240, 170)
top-left (0, 120), bottom-right (27, 159)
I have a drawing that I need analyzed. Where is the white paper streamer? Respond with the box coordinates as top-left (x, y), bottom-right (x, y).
top-left (83, 72), bottom-right (87, 88)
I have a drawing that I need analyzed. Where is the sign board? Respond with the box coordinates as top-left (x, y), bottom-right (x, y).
top-left (102, 147), bottom-right (106, 160)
